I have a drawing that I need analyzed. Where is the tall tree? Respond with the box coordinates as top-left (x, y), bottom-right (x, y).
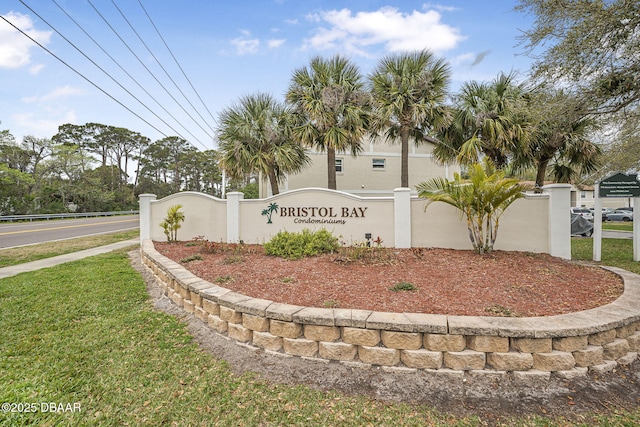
top-left (217, 93), bottom-right (310, 195)
top-left (434, 72), bottom-right (529, 169)
top-left (516, 0), bottom-right (640, 116)
top-left (369, 50), bottom-right (452, 188)
top-left (286, 55), bottom-right (371, 190)
top-left (515, 87), bottom-right (601, 189)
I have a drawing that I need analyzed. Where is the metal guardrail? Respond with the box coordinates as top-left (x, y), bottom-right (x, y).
top-left (0, 211), bottom-right (139, 222)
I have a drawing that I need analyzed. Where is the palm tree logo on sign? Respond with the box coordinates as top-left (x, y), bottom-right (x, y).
top-left (261, 203), bottom-right (279, 224)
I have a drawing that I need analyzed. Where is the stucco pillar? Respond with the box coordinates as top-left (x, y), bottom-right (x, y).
top-left (138, 193), bottom-right (157, 242)
top-left (542, 184), bottom-right (572, 259)
top-left (394, 188), bottom-right (412, 248)
top-left (226, 192), bottom-right (244, 243)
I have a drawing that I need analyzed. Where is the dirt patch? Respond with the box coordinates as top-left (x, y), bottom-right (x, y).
top-left (130, 250), bottom-right (640, 425)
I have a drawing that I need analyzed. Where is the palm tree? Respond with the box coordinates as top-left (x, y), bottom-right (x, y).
top-left (369, 50), bottom-right (452, 188)
top-left (217, 93), bottom-right (310, 195)
top-left (435, 72), bottom-right (529, 170)
top-left (286, 55), bottom-right (371, 190)
top-left (416, 161), bottom-right (531, 254)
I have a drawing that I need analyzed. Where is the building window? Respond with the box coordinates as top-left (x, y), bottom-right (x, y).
top-left (372, 158), bottom-right (386, 170)
top-left (335, 158), bottom-right (343, 173)
top-left (581, 191), bottom-right (586, 198)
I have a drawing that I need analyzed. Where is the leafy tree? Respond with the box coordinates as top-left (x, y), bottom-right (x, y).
top-left (369, 50), bottom-right (452, 188)
top-left (286, 55), bottom-right (371, 190)
top-left (516, 0), bottom-right (640, 115)
top-left (597, 109), bottom-right (640, 178)
top-left (417, 161), bottom-right (531, 254)
top-left (0, 164), bottom-right (34, 214)
top-left (434, 72), bottom-right (529, 169)
top-left (217, 93), bottom-right (310, 195)
top-left (516, 87), bottom-right (601, 189)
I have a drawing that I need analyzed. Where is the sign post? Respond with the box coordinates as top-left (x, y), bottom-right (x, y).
top-left (593, 173), bottom-right (640, 261)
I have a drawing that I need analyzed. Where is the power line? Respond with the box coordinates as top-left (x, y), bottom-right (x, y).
top-left (86, 0), bottom-right (214, 146)
top-left (137, 0), bottom-right (218, 127)
top-left (0, 13), bottom-right (170, 139)
top-left (49, 0), bottom-right (204, 148)
top-left (111, 0), bottom-right (217, 135)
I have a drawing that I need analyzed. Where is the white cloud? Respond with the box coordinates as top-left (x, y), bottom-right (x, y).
top-left (303, 7), bottom-right (464, 56)
top-left (231, 37), bottom-right (260, 55)
top-left (230, 30), bottom-right (260, 55)
top-left (0, 12), bottom-right (52, 69)
top-left (21, 85), bottom-right (84, 104)
top-left (12, 109), bottom-right (78, 138)
top-left (267, 39), bottom-right (285, 48)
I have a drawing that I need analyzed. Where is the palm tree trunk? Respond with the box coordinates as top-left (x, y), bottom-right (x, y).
top-left (327, 148), bottom-right (337, 190)
top-left (535, 158), bottom-right (551, 193)
top-left (400, 127), bottom-right (410, 188)
top-left (268, 169), bottom-right (280, 195)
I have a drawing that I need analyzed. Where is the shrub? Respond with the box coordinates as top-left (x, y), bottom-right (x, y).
top-left (160, 204), bottom-right (185, 242)
top-left (264, 229), bottom-right (340, 259)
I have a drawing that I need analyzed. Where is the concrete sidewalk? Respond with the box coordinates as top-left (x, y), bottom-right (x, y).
top-left (0, 239), bottom-right (139, 279)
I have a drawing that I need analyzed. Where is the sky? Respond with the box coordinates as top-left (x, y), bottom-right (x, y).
top-left (0, 0), bottom-right (536, 151)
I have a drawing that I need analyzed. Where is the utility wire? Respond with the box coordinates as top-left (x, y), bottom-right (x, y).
top-left (49, 0), bottom-right (202, 148)
top-left (16, 0), bottom-right (195, 146)
top-left (0, 13), bottom-right (170, 139)
top-left (137, 0), bottom-right (218, 128)
top-left (86, 0), bottom-right (213, 146)
top-left (111, 0), bottom-right (217, 135)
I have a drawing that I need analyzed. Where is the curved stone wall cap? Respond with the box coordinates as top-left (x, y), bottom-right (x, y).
top-left (234, 297), bottom-right (274, 317)
top-left (366, 312), bottom-right (414, 332)
top-left (259, 187), bottom-right (391, 202)
top-left (403, 313), bottom-right (447, 333)
top-left (200, 286), bottom-right (232, 302)
top-left (293, 307), bottom-right (337, 326)
top-left (188, 280), bottom-right (217, 292)
top-left (217, 291), bottom-right (253, 310)
top-left (154, 191), bottom-right (224, 203)
top-left (333, 308), bottom-right (373, 328)
top-left (265, 302), bottom-right (305, 321)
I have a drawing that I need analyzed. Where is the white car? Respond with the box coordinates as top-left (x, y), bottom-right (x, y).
top-left (570, 207), bottom-right (593, 221)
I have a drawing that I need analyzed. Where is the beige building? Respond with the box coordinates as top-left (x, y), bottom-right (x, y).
top-left (259, 137), bottom-right (460, 198)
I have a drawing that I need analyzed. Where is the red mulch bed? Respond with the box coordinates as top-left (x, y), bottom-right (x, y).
top-left (153, 242), bottom-right (624, 317)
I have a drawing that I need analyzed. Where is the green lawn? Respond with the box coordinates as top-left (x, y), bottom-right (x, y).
top-left (572, 237), bottom-right (640, 274)
top-left (603, 222), bottom-right (634, 232)
top-left (0, 229), bottom-right (139, 268)
top-left (0, 238), bottom-right (638, 426)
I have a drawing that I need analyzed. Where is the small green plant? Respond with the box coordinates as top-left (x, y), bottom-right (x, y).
top-left (160, 204), bottom-right (185, 242)
top-left (180, 254), bottom-right (202, 263)
top-left (264, 228), bottom-right (340, 259)
top-left (322, 299), bottom-right (339, 308)
top-left (280, 277), bottom-right (296, 283)
top-left (214, 275), bottom-right (234, 283)
top-left (389, 282), bottom-right (417, 292)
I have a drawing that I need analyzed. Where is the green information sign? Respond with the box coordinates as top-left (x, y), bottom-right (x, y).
top-left (599, 172), bottom-right (640, 198)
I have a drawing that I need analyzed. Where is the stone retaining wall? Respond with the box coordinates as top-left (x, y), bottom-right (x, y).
top-left (141, 240), bottom-right (640, 379)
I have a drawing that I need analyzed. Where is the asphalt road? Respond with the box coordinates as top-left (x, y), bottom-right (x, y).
top-left (0, 215), bottom-right (139, 249)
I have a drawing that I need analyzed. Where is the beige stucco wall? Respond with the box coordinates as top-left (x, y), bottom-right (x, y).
top-left (238, 189), bottom-right (395, 246)
top-left (149, 192), bottom-right (227, 242)
top-left (147, 189), bottom-right (552, 254)
top-left (411, 194), bottom-right (550, 253)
